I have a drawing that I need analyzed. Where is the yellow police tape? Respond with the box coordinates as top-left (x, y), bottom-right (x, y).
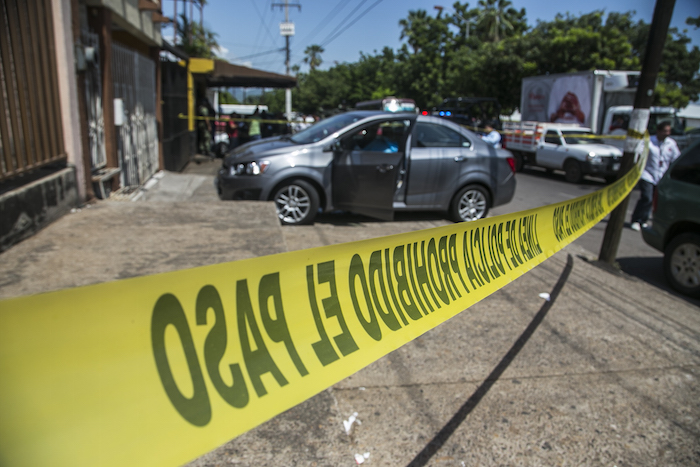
top-left (0, 137), bottom-right (647, 466)
top-left (181, 113), bottom-right (291, 125)
top-left (471, 125), bottom-right (628, 141)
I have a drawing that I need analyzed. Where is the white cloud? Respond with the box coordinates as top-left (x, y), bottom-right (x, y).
top-left (213, 45), bottom-right (229, 59)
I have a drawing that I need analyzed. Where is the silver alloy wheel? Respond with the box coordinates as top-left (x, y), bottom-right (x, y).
top-left (274, 184), bottom-right (312, 224)
top-left (668, 241), bottom-right (700, 289)
top-left (457, 188), bottom-right (487, 221)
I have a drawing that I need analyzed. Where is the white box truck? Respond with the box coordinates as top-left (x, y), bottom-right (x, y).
top-left (517, 70), bottom-right (685, 149)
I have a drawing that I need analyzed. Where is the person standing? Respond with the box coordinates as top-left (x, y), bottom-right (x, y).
top-left (196, 98), bottom-right (214, 156)
top-left (248, 107), bottom-right (262, 141)
top-left (225, 114), bottom-right (239, 150)
top-left (481, 122), bottom-right (501, 148)
top-left (630, 121), bottom-right (681, 231)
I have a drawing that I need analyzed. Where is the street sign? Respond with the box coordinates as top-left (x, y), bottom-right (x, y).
top-left (280, 22), bottom-right (295, 36)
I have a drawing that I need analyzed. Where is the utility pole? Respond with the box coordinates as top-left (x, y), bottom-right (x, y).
top-left (598, 0), bottom-right (676, 265)
top-left (272, 0), bottom-right (301, 120)
top-left (173, 0), bottom-right (177, 43)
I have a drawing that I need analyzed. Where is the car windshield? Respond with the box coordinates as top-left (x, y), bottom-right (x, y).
top-left (562, 130), bottom-right (604, 144)
top-left (290, 113), bottom-right (365, 144)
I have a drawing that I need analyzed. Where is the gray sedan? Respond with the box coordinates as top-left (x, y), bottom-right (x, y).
top-left (217, 111), bottom-right (516, 225)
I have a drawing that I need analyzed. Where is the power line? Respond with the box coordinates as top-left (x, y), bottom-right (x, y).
top-left (253, 0), bottom-right (270, 46)
top-left (317, 0), bottom-right (371, 47)
top-left (320, 0), bottom-right (387, 48)
top-left (248, 0), bottom-right (279, 47)
top-left (297, 0), bottom-right (348, 45)
top-left (234, 47), bottom-right (285, 60)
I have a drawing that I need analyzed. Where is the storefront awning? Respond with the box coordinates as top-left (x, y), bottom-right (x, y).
top-left (189, 58), bottom-right (296, 88)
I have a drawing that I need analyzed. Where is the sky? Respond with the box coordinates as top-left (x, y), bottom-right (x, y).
top-left (161, 0), bottom-right (700, 75)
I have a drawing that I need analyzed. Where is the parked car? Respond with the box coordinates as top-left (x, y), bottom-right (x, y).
top-left (642, 139), bottom-right (700, 297)
top-left (216, 111), bottom-right (517, 225)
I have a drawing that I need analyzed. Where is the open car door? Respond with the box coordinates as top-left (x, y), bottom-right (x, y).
top-left (332, 118), bottom-right (412, 220)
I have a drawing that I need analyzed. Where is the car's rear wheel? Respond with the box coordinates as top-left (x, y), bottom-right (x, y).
top-left (564, 160), bottom-right (583, 183)
top-left (273, 180), bottom-right (319, 225)
top-left (450, 184), bottom-right (491, 222)
top-left (664, 233), bottom-right (700, 298)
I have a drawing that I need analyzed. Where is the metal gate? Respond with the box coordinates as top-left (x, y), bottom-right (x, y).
top-left (112, 43), bottom-right (159, 188)
top-left (82, 30), bottom-right (106, 170)
top-left (161, 60), bottom-right (193, 172)
top-left (0, 0), bottom-right (65, 181)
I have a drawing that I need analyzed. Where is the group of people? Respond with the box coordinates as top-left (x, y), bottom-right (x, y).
top-left (196, 100), bottom-right (294, 157)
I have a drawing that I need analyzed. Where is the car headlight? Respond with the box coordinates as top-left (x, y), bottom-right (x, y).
top-left (230, 160), bottom-right (270, 176)
top-left (586, 152), bottom-right (602, 163)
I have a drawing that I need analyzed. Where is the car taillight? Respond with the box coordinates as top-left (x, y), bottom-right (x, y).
top-left (421, 110), bottom-right (429, 115)
top-left (506, 157), bottom-right (516, 173)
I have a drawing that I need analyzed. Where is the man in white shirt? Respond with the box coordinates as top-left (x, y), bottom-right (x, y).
top-left (630, 121), bottom-right (681, 231)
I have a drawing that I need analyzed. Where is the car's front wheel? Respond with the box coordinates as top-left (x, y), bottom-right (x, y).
top-left (664, 233), bottom-right (700, 298)
top-left (272, 180), bottom-right (319, 225)
top-left (450, 184), bottom-right (491, 222)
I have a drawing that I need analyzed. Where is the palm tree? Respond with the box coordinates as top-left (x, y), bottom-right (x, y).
top-left (477, 0), bottom-right (514, 42)
top-left (177, 14), bottom-right (219, 58)
top-left (303, 45), bottom-right (325, 71)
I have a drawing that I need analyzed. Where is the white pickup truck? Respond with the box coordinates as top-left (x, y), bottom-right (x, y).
top-left (503, 122), bottom-right (623, 183)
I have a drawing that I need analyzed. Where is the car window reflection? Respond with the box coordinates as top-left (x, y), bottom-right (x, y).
top-left (412, 122), bottom-right (471, 148)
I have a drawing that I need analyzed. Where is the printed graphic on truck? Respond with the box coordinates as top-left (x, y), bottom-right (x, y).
top-left (523, 75), bottom-right (593, 127)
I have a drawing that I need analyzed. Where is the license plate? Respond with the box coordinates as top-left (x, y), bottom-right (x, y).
top-left (613, 163), bottom-right (621, 171)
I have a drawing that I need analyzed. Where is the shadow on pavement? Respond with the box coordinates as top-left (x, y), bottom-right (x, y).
top-left (616, 256), bottom-right (700, 308)
top-left (407, 255), bottom-right (575, 467)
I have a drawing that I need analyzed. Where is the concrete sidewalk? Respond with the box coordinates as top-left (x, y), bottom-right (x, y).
top-left (0, 165), bottom-right (698, 466)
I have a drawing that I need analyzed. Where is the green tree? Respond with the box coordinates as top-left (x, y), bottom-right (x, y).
top-left (283, 8), bottom-right (700, 115)
top-left (399, 9), bottom-right (451, 107)
top-left (303, 45), bottom-right (324, 71)
top-left (476, 0), bottom-right (518, 42)
top-left (521, 11), bottom-right (639, 75)
top-left (218, 91), bottom-right (238, 104)
top-left (177, 13), bottom-right (219, 58)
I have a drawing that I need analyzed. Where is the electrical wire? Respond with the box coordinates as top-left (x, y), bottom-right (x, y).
top-left (316, 0), bottom-right (371, 47)
top-left (234, 47), bottom-right (286, 60)
top-left (297, 0), bottom-right (348, 46)
top-left (252, 0), bottom-right (269, 46)
top-left (248, 0), bottom-right (279, 47)
top-left (320, 0), bottom-right (387, 48)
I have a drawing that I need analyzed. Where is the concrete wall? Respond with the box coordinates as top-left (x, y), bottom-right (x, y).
top-left (87, 0), bottom-right (163, 46)
top-left (53, 0), bottom-right (87, 202)
top-left (0, 168), bottom-right (80, 252)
